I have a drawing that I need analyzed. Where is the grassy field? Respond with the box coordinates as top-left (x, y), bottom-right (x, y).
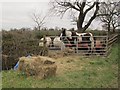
top-left (2, 43), bottom-right (118, 88)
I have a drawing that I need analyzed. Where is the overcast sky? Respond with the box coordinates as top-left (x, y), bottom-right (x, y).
top-left (1, 0), bottom-right (103, 30)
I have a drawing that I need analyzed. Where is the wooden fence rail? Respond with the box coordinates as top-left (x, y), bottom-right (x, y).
top-left (106, 34), bottom-right (118, 56)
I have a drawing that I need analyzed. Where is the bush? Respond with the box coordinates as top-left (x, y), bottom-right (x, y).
top-left (2, 30), bottom-right (48, 70)
top-left (2, 31), bottom-right (13, 40)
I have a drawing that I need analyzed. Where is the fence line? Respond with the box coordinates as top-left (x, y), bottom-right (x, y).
top-left (40, 34), bottom-right (118, 56)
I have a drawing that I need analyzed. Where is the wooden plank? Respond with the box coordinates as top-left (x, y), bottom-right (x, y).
top-left (108, 34), bottom-right (118, 42)
top-left (108, 37), bottom-right (117, 42)
top-left (108, 37), bottom-right (117, 46)
top-left (108, 38), bottom-right (117, 45)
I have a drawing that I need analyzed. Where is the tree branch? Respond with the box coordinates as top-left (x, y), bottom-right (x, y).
top-left (84, 2), bottom-right (96, 15)
top-left (83, 2), bottom-right (99, 31)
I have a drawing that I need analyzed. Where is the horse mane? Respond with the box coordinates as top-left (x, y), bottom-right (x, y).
top-left (61, 28), bottom-right (66, 36)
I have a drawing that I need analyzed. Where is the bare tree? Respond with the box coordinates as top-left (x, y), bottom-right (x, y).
top-left (31, 12), bottom-right (46, 30)
top-left (98, 1), bottom-right (120, 33)
top-left (112, 1), bottom-right (120, 32)
top-left (49, 0), bottom-right (100, 32)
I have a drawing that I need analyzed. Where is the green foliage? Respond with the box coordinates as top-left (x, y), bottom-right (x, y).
top-left (107, 43), bottom-right (118, 64)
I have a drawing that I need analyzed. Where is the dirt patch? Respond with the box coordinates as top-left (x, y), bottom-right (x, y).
top-left (48, 47), bottom-right (75, 59)
top-left (55, 56), bottom-right (84, 75)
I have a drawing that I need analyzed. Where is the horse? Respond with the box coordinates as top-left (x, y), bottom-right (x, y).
top-left (76, 32), bottom-right (94, 50)
top-left (53, 36), bottom-right (65, 51)
top-left (60, 29), bottom-right (94, 54)
top-left (60, 29), bottom-right (77, 47)
top-left (39, 37), bottom-right (52, 47)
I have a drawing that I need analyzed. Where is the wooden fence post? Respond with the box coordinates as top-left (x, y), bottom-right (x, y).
top-left (105, 35), bottom-right (109, 56)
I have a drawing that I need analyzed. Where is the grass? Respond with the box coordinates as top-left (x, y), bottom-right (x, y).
top-left (0, 73), bottom-right (2, 89)
top-left (2, 43), bottom-right (118, 88)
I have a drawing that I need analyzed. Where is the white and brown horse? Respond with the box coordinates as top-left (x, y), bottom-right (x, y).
top-left (60, 29), bottom-right (77, 47)
top-left (60, 29), bottom-right (94, 51)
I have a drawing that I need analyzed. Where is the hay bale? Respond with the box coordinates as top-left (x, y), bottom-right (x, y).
top-left (18, 56), bottom-right (57, 79)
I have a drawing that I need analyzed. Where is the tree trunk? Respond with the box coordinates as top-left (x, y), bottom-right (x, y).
top-left (113, 28), bottom-right (115, 33)
top-left (77, 2), bottom-right (99, 33)
top-left (107, 24), bottom-right (110, 33)
top-left (77, 12), bottom-right (85, 33)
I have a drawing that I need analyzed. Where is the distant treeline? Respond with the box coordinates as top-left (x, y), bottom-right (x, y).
top-left (2, 27), bottom-right (109, 38)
